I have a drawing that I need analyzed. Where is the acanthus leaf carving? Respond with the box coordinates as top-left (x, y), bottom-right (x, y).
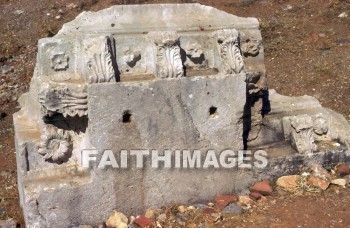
top-left (87, 36), bottom-right (117, 83)
top-left (38, 125), bottom-right (72, 163)
top-left (289, 115), bottom-right (318, 154)
top-left (38, 86), bottom-right (88, 117)
top-left (213, 29), bottom-right (244, 74)
top-left (151, 31), bottom-right (184, 78)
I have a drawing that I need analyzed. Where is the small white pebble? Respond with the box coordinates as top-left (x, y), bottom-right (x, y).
top-left (55, 15), bottom-right (61, 20)
top-left (338, 12), bottom-right (348, 18)
top-left (301, 172), bottom-right (309, 177)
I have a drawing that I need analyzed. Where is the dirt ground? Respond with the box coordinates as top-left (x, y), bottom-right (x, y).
top-left (0, 0), bottom-right (350, 226)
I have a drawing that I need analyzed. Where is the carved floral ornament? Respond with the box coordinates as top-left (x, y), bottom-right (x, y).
top-left (38, 125), bottom-right (72, 163)
top-left (51, 53), bottom-right (69, 71)
top-left (212, 29), bottom-right (244, 74)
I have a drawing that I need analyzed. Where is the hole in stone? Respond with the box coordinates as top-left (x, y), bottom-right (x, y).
top-left (207, 92), bottom-right (210, 95)
top-left (122, 110), bottom-right (132, 123)
top-left (111, 23), bottom-right (115, 27)
top-left (209, 106), bottom-right (217, 117)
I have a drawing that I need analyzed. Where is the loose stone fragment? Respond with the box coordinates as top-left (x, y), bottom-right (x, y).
top-left (276, 175), bottom-right (300, 192)
top-left (133, 216), bottom-right (154, 228)
top-left (307, 175), bottom-right (330, 190)
top-left (250, 180), bottom-right (273, 196)
top-left (331, 178), bottom-right (346, 187)
top-left (335, 164), bottom-right (350, 177)
top-left (106, 211), bottom-right (128, 228)
top-left (249, 192), bottom-right (262, 201)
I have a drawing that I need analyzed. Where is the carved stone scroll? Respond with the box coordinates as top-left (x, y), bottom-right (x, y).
top-left (38, 86), bottom-right (88, 117)
top-left (87, 36), bottom-right (117, 83)
top-left (151, 31), bottom-right (184, 78)
top-left (213, 29), bottom-right (244, 74)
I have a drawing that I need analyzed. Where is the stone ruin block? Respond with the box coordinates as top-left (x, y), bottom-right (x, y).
top-left (13, 3), bottom-right (350, 227)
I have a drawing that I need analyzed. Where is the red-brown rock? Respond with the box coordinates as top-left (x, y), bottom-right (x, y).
top-left (250, 180), bottom-right (273, 196)
top-left (215, 194), bottom-right (238, 210)
top-left (249, 192), bottom-right (262, 201)
top-left (336, 164), bottom-right (350, 177)
top-left (309, 163), bottom-right (331, 182)
top-left (202, 208), bottom-right (215, 214)
top-left (133, 216), bottom-right (154, 228)
top-left (307, 174), bottom-right (330, 190)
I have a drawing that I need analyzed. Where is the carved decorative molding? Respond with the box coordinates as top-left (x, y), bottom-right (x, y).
top-left (122, 47), bottom-right (141, 68)
top-left (38, 125), bottom-right (72, 163)
top-left (86, 36), bottom-right (117, 83)
top-left (38, 86), bottom-right (88, 117)
top-left (213, 29), bottom-right (244, 74)
top-left (151, 31), bottom-right (184, 78)
top-left (290, 115), bottom-right (317, 154)
top-left (246, 71), bottom-right (261, 94)
top-left (185, 42), bottom-right (207, 68)
top-left (241, 39), bottom-right (261, 57)
top-left (51, 53), bottom-right (69, 71)
top-left (313, 113), bottom-right (328, 136)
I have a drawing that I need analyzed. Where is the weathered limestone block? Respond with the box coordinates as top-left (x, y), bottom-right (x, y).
top-left (13, 3), bottom-right (350, 227)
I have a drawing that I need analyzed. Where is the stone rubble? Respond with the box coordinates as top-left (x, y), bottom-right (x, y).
top-left (335, 164), bottom-right (350, 177)
top-left (106, 211), bottom-right (128, 228)
top-left (249, 191), bottom-right (262, 201)
top-left (276, 175), bottom-right (300, 192)
top-left (307, 175), bottom-right (330, 190)
top-left (249, 180), bottom-right (273, 196)
top-left (93, 163), bottom-right (350, 227)
top-left (331, 178), bottom-right (347, 187)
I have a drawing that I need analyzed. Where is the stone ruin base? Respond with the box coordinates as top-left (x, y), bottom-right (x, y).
top-left (13, 4), bottom-right (350, 227)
